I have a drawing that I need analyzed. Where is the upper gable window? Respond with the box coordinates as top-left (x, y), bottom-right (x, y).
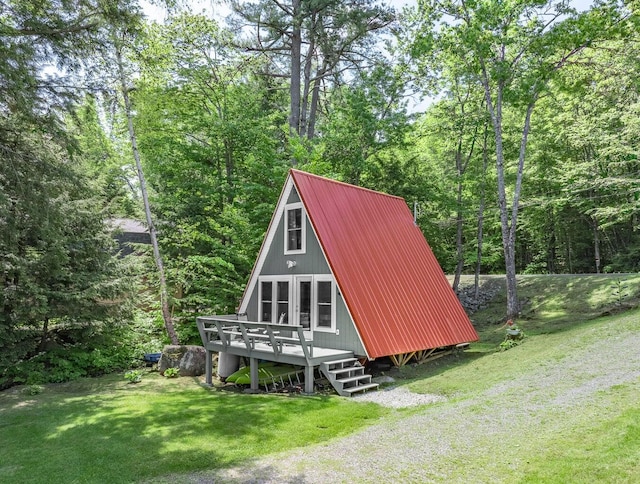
top-left (284, 202), bottom-right (305, 254)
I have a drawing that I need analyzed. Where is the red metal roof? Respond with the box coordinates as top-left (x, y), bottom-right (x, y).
top-left (291, 169), bottom-right (478, 358)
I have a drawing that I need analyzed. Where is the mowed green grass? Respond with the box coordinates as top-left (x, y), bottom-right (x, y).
top-left (2, 274), bottom-right (639, 483)
top-left (395, 276), bottom-right (640, 482)
top-left (459, 273), bottom-right (640, 348)
top-left (0, 374), bottom-right (387, 483)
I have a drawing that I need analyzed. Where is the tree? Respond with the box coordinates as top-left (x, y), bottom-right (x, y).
top-left (315, 63), bottom-right (411, 185)
top-left (407, 0), bottom-right (630, 319)
top-left (130, 13), bottom-right (288, 338)
top-left (537, 39), bottom-right (640, 272)
top-left (113, 31), bottom-right (180, 345)
top-left (0, 114), bottom-right (134, 387)
top-left (229, 0), bottom-right (394, 148)
top-left (0, 0), bottom-right (142, 386)
top-left (0, 0), bottom-right (141, 126)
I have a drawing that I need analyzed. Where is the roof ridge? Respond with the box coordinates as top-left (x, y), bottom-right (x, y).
top-left (290, 169), bottom-right (405, 201)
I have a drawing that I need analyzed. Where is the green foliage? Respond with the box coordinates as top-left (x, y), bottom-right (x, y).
top-left (0, 0), bottom-right (142, 130)
top-left (0, 0), bottom-right (144, 389)
top-left (499, 332), bottom-right (526, 351)
top-left (4, 337), bottom-right (138, 388)
top-left (612, 279), bottom-right (630, 307)
top-left (0, 115), bottom-right (136, 388)
top-left (2, 0), bottom-right (640, 401)
top-left (163, 367), bottom-right (179, 378)
top-left (124, 369), bottom-right (143, 383)
top-left (316, 65), bottom-right (411, 186)
top-left (125, 13), bottom-right (291, 340)
top-left (25, 384), bottom-right (45, 395)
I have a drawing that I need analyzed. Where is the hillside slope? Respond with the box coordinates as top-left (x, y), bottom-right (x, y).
top-left (181, 306), bottom-right (640, 483)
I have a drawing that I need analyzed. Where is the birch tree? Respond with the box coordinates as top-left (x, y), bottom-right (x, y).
top-left (407, 0), bottom-right (630, 319)
top-left (113, 32), bottom-right (180, 345)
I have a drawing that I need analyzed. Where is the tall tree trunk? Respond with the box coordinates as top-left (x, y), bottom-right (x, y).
top-left (452, 108), bottom-right (477, 294)
top-left (474, 125), bottom-right (489, 300)
top-left (547, 222), bottom-right (557, 273)
top-left (593, 216), bottom-right (601, 274)
top-left (299, 13), bottom-right (316, 139)
top-left (289, 0), bottom-right (302, 148)
top-left (481, 51), bottom-right (537, 320)
top-left (306, 61), bottom-right (327, 140)
top-left (481, 70), bottom-right (520, 320)
top-left (452, 150), bottom-right (465, 294)
top-left (39, 317), bottom-right (49, 353)
top-left (115, 47), bottom-right (179, 345)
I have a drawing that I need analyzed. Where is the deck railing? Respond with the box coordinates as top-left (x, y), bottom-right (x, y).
top-left (196, 315), bottom-right (314, 360)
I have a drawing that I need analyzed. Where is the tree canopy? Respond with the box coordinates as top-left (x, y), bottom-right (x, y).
top-left (1, 0), bottom-right (639, 385)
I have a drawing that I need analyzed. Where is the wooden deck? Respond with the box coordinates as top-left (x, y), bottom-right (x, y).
top-left (197, 315), bottom-right (353, 393)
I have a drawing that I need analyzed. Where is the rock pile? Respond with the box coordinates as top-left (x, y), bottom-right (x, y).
top-left (455, 281), bottom-right (502, 314)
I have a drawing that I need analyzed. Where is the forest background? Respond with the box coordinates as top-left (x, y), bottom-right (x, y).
top-left (0, 0), bottom-right (638, 388)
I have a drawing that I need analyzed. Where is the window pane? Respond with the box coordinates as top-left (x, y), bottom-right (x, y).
top-left (260, 281), bottom-right (273, 322)
top-left (287, 230), bottom-right (300, 251)
top-left (277, 281), bottom-right (288, 324)
top-left (317, 281), bottom-right (331, 303)
top-left (286, 207), bottom-right (303, 251)
top-left (277, 303), bottom-right (288, 324)
top-left (262, 302), bottom-right (272, 322)
top-left (318, 305), bottom-right (331, 327)
top-left (299, 281), bottom-right (311, 329)
top-left (261, 281), bottom-right (272, 301)
top-left (288, 208), bottom-right (301, 229)
top-left (316, 280), bottom-right (332, 328)
top-left (277, 281), bottom-right (288, 301)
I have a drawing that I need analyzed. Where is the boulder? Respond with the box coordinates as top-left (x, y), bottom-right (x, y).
top-left (158, 345), bottom-right (207, 377)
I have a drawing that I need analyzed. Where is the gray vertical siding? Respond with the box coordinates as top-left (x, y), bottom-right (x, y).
top-left (313, 292), bottom-right (366, 355)
top-left (262, 187), bottom-right (329, 275)
top-left (244, 185), bottom-right (366, 357)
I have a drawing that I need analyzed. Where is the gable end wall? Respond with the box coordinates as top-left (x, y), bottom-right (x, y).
top-left (244, 186), bottom-right (366, 355)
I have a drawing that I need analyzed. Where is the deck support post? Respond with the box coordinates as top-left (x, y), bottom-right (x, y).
top-left (304, 364), bottom-right (314, 394)
top-left (205, 349), bottom-right (213, 386)
top-left (249, 357), bottom-right (259, 392)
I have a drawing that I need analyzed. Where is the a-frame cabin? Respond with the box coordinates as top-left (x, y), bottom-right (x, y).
top-left (197, 170), bottom-right (478, 395)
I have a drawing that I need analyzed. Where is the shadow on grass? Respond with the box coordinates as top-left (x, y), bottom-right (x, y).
top-left (380, 351), bottom-right (487, 391)
top-left (385, 274), bottom-right (640, 394)
top-left (467, 274), bottom-right (640, 341)
top-left (0, 373), bottom-right (384, 483)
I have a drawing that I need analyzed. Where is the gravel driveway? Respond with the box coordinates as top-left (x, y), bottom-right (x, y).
top-left (164, 328), bottom-right (640, 483)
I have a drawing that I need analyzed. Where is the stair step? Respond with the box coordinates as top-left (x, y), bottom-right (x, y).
top-left (330, 366), bottom-right (364, 376)
top-left (342, 383), bottom-right (379, 394)
top-left (324, 357), bottom-right (358, 367)
top-left (338, 374), bottom-right (372, 385)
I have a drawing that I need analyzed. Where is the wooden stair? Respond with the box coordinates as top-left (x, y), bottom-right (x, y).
top-left (319, 358), bottom-right (379, 397)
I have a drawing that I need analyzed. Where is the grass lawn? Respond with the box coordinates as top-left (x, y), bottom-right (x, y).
top-left (0, 374), bottom-right (387, 483)
top-left (2, 274), bottom-right (639, 482)
top-left (389, 275), bottom-right (640, 482)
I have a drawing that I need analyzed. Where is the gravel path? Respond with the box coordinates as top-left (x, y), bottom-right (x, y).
top-left (165, 327), bottom-right (640, 484)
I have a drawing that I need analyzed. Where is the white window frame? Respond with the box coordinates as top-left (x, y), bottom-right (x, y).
top-left (284, 202), bottom-right (306, 255)
top-left (313, 275), bottom-right (336, 333)
top-left (257, 276), bottom-right (292, 324)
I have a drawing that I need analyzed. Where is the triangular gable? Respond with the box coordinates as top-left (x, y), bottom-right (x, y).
top-left (290, 170), bottom-right (479, 358)
top-left (238, 172), bottom-right (370, 357)
top-left (238, 176), bottom-right (296, 314)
